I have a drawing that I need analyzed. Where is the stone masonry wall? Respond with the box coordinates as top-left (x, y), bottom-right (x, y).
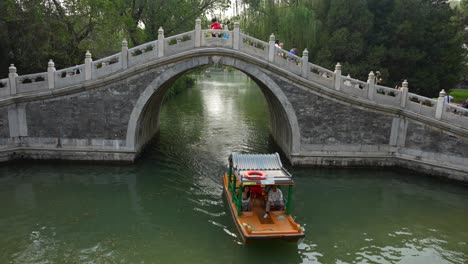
top-left (25, 69), bottom-right (166, 140)
top-left (268, 75), bottom-right (393, 146)
top-left (0, 107), bottom-right (9, 138)
top-left (406, 121), bottom-right (468, 157)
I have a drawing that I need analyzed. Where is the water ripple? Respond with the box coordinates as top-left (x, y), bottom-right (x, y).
top-left (193, 207), bottom-right (226, 217)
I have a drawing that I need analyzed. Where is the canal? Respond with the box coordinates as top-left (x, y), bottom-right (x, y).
top-left (0, 71), bottom-right (467, 263)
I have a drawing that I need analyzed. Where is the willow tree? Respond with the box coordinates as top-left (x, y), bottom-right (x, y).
top-left (239, 0), bottom-right (321, 54)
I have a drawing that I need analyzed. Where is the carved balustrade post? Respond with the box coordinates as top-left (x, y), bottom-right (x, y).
top-left (301, 49), bottom-right (309, 78)
top-left (84, 50), bottom-right (92, 81)
top-left (158, 27), bottom-right (165, 58)
top-left (334, 62), bottom-right (341, 91)
top-left (47, 60), bottom-right (55, 89)
top-left (400, 80), bottom-right (409, 108)
top-left (8, 64), bottom-right (17, 95)
top-left (122, 39), bottom-right (128, 69)
top-left (367, 71), bottom-right (375, 101)
top-left (435, 89), bottom-right (446, 120)
top-left (268, 33), bottom-right (275, 63)
top-left (233, 22), bottom-right (240, 50)
top-left (195, 18), bottom-right (201, 48)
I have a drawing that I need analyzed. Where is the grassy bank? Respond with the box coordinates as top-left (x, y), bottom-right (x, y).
top-left (449, 89), bottom-right (468, 103)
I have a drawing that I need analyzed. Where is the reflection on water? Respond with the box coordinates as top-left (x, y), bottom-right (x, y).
top-left (0, 72), bottom-right (467, 263)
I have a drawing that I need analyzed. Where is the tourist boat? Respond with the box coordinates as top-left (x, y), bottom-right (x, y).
top-left (222, 153), bottom-right (305, 242)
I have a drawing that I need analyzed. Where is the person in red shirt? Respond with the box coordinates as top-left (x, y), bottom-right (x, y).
top-left (210, 18), bottom-right (222, 37)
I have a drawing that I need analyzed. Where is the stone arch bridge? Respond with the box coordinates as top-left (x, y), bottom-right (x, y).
top-left (1, 20), bottom-right (467, 181)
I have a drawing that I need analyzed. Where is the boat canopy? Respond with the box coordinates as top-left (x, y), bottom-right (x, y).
top-left (229, 153), bottom-right (294, 185)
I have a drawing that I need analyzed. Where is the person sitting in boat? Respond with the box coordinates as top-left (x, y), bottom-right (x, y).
top-left (242, 186), bottom-right (251, 211)
top-left (264, 185), bottom-right (284, 218)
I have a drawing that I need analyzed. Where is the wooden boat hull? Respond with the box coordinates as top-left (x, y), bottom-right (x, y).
top-left (222, 173), bottom-right (305, 242)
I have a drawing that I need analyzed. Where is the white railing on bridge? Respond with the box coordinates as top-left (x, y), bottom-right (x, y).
top-left (201, 30), bottom-right (232, 48)
top-left (1, 18), bottom-right (468, 130)
top-left (340, 74), bottom-right (368, 99)
top-left (239, 33), bottom-right (269, 60)
top-left (128, 40), bottom-right (158, 67)
top-left (55, 65), bottom-right (85, 89)
top-left (16, 72), bottom-right (48, 94)
top-left (165, 31), bottom-right (195, 56)
top-left (407, 92), bottom-right (437, 117)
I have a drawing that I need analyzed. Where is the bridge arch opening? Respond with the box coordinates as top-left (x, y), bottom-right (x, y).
top-left (126, 56), bottom-right (300, 161)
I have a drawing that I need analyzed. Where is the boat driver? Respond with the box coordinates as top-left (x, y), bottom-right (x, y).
top-left (264, 185), bottom-right (284, 218)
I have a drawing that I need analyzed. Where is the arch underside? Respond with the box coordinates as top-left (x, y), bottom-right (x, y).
top-left (126, 55), bottom-right (301, 160)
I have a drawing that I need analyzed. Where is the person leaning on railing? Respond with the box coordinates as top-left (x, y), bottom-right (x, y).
top-left (210, 18), bottom-right (222, 38)
top-left (222, 20), bottom-right (230, 39)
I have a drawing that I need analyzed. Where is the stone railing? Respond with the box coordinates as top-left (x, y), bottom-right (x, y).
top-left (128, 40), bottom-right (158, 67)
top-left (1, 19), bottom-right (468, 130)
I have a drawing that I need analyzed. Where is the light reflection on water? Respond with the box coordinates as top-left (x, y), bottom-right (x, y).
top-left (0, 72), bottom-right (467, 263)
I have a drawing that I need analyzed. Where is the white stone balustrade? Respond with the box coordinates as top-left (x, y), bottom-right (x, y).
top-left (16, 72), bottom-right (48, 93)
top-left (8, 64), bottom-right (18, 95)
top-left (340, 74), bottom-right (368, 98)
top-left (400, 80), bottom-right (409, 108)
top-left (407, 93), bottom-right (437, 117)
top-left (122, 39), bottom-right (128, 69)
top-left (233, 22), bottom-right (240, 50)
top-left (165, 31), bottom-right (195, 56)
top-left (47, 60), bottom-right (56, 89)
top-left (302, 49), bottom-right (309, 78)
top-left (158, 27), bottom-right (164, 58)
top-left (443, 103), bottom-right (468, 128)
top-left (1, 18), bottom-right (467, 130)
top-left (367, 71), bottom-right (376, 101)
top-left (268, 34), bottom-right (275, 63)
top-left (200, 30), bottom-right (232, 47)
top-left (92, 54), bottom-right (122, 79)
top-left (195, 18), bottom-right (201, 48)
top-left (55, 65), bottom-right (85, 89)
top-left (239, 33), bottom-right (269, 59)
top-left (374, 85), bottom-right (402, 107)
top-left (308, 64), bottom-right (334, 87)
top-left (85, 50), bottom-right (92, 81)
top-left (333, 62), bottom-right (341, 91)
top-left (128, 41), bottom-right (158, 67)
top-left (436, 89), bottom-right (446, 120)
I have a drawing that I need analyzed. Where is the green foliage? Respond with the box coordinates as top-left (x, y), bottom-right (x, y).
top-left (239, 0), bottom-right (466, 97)
top-left (165, 75), bottom-right (196, 99)
top-left (449, 89), bottom-right (468, 102)
top-left (0, 0), bottom-right (229, 78)
top-left (0, 0), bottom-right (466, 99)
top-left (239, 0), bottom-right (320, 53)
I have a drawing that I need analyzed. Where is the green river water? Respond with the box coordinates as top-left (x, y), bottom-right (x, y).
top-left (0, 72), bottom-right (467, 263)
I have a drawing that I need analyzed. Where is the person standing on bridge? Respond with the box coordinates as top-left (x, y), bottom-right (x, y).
top-left (278, 42), bottom-right (285, 57)
top-left (210, 18), bottom-right (222, 37)
top-left (223, 20), bottom-right (230, 38)
top-left (289, 46), bottom-right (298, 62)
top-left (375, 71), bottom-right (383, 85)
top-left (445, 94), bottom-right (454, 104)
